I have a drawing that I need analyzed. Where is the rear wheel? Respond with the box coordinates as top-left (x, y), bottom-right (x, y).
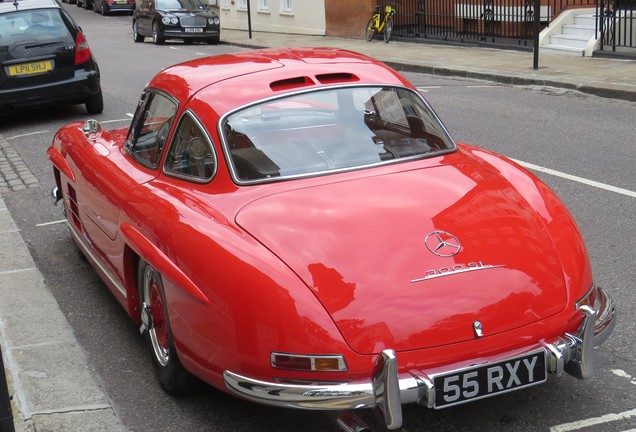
top-left (383, 17), bottom-right (393, 43)
top-left (138, 260), bottom-right (198, 394)
top-left (85, 90), bottom-right (104, 114)
top-left (132, 21), bottom-right (144, 42)
top-left (365, 17), bottom-right (377, 41)
top-left (152, 21), bottom-right (164, 45)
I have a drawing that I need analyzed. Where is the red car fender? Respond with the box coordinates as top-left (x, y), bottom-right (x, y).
top-left (119, 223), bottom-right (210, 305)
top-left (47, 146), bottom-right (76, 183)
top-left (460, 144), bottom-right (593, 303)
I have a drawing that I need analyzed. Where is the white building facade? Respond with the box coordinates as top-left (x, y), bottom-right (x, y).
top-left (216, 0), bottom-right (326, 36)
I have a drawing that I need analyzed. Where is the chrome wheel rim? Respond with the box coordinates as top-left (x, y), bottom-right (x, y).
top-left (143, 267), bottom-right (170, 367)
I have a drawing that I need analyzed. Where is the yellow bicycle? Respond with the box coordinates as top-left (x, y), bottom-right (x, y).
top-left (365, 2), bottom-right (397, 43)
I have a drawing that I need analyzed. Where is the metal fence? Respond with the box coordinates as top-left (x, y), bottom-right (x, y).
top-left (598, 0), bottom-right (636, 51)
top-left (379, 0), bottom-right (635, 52)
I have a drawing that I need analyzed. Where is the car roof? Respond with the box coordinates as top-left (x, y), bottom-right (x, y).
top-left (147, 47), bottom-right (413, 113)
top-left (0, 0), bottom-right (62, 13)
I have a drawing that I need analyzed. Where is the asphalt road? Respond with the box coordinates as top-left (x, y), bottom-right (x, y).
top-left (1, 5), bottom-right (635, 432)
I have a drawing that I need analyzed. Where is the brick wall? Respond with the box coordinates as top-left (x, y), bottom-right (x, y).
top-left (325, 0), bottom-right (376, 38)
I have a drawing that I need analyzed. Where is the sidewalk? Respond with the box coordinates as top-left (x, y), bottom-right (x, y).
top-left (0, 31), bottom-right (634, 432)
top-left (220, 29), bottom-right (636, 102)
top-left (0, 135), bottom-right (124, 431)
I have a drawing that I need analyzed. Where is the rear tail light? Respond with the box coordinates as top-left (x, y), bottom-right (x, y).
top-left (271, 353), bottom-right (347, 372)
top-left (576, 284), bottom-right (599, 310)
top-left (75, 32), bottom-right (91, 65)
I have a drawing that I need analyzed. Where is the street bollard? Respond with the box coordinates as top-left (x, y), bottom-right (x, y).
top-left (0, 345), bottom-right (15, 432)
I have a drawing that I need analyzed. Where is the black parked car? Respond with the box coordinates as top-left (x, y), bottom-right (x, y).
top-left (76, 0), bottom-right (93, 11)
top-left (93, 0), bottom-right (135, 16)
top-left (0, 0), bottom-right (103, 115)
top-left (132, 0), bottom-right (220, 45)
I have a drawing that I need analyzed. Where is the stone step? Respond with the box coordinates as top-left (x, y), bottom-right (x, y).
top-left (550, 33), bottom-right (590, 49)
top-left (541, 44), bottom-right (585, 56)
top-left (562, 24), bottom-right (596, 37)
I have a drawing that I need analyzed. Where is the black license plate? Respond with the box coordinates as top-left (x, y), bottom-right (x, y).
top-left (433, 350), bottom-right (547, 408)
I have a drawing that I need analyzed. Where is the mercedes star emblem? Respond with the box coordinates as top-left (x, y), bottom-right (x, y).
top-left (424, 231), bottom-right (461, 257)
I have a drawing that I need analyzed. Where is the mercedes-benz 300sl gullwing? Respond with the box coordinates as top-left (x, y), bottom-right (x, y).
top-left (47, 48), bottom-right (616, 430)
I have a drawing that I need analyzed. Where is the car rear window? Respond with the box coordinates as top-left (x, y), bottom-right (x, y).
top-left (222, 86), bottom-right (455, 183)
top-left (0, 9), bottom-right (73, 48)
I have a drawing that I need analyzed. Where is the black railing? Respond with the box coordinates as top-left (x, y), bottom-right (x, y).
top-left (379, 0), bottom-right (634, 52)
top-left (598, 0), bottom-right (636, 51)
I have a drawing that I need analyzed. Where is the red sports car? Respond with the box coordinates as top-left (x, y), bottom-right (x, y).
top-left (48, 48), bottom-right (615, 430)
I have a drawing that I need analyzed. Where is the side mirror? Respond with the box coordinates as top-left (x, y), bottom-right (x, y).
top-left (82, 119), bottom-right (102, 140)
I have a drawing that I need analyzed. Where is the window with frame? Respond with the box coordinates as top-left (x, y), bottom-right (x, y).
top-left (281, 0), bottom-right (292, 13)
top-left (164, 111), bottom-right (216, 181)
top-left (258, 0), bottom-right (268, 11)
top-left (223, 86), bottom-right (455, 184)
top-left (238, 0), bottom-right (247, 10)
top-left (126, 91), bottom-right (178, 169)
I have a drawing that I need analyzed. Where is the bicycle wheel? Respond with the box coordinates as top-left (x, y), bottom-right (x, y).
top-left (365, 17), bottom-right (378, 41)
top-left (383, 17), bottom-right (394, 43)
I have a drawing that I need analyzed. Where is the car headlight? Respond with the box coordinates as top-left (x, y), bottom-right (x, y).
top-left (210, 17), bottom-right (220, 25)
top-left (162, 16), bottom-right (178, 25)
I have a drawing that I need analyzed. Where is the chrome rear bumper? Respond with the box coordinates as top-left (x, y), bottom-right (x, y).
top-left (224, 286), bottom-right (615, 430)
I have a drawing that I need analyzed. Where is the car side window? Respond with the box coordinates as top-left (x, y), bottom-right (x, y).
top-left (164, 111), bottom-right (216, 182)
top-left (127, 91), bottom-right (178, 169)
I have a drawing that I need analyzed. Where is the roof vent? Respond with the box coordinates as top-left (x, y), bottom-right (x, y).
top-left (270, 76), bottom-right (315, 91)
top-left (315, 73), bottom-right (359, 84)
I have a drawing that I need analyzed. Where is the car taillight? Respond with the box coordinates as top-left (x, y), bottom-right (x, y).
top-left (271, 353), bottom-right (347, 372)
top-left (75, 32), bottom-right (91, 65)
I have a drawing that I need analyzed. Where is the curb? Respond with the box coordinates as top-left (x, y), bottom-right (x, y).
top-left (0, 133), bottom-right (126, 432)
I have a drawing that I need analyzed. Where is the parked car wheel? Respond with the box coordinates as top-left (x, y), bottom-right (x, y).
top-left (138, 260), bottom-right (198, 395)
top-left (102, 3), bottom-right (110, 15)
top-left (132, 21), bottom-right (144, 42)
top-left (152, 21), bottom-right (164, 45)
top-left (85, 90), bottom-right (104, 114)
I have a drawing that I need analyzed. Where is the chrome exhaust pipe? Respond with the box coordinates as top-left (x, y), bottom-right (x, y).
top-left (330, 410), bottom-right (382, 432)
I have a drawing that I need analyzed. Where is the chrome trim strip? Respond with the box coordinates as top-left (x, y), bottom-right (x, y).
top-left (410, 264), bottom-right (504, 283)
top-left (68, 223), bottom-right (127, 299)
top-left (223, 286), bottom-right (616, 429)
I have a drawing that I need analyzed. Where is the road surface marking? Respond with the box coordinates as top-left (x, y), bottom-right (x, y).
top-left (550, 408), bottom-right (636, 432)
top-left (6, 131), bottom-right (48, 140)
top-left (512, 158), bottom-right (636, 198)
top-left (36, 220), bottom-right (66, 227)
top-left (100, 118), bottom-right (131, 124)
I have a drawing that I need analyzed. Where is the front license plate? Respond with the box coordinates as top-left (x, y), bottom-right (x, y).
top-left (433, 350), bottom-right (547, 408)
top-left (185, 28), bottom-right (203, 33)
top-left (7, 60), bottom-right (54, 77)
